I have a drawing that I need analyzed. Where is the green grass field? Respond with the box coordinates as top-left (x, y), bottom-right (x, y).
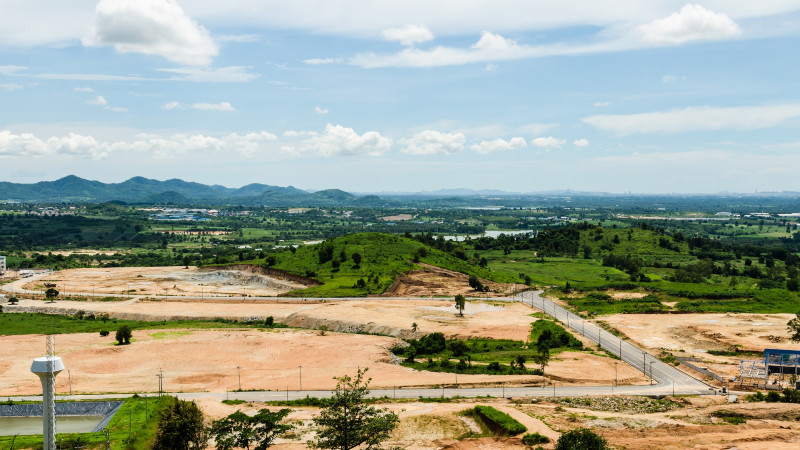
top-left (0, 313), bottom-right (280, 337)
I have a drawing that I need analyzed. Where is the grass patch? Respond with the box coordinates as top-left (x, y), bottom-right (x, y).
top-left (472, 405), bottom-right (527, 436)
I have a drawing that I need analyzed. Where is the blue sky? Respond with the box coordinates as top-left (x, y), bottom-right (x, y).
top-left (1, 1), bottom-right (800, 193)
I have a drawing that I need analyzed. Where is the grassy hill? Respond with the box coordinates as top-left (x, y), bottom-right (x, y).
top-left (475, 224), bottom-right (800, 314)
top-left (265, 232), bottom-right (518, 297)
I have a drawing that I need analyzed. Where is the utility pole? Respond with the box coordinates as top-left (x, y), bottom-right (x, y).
top-left (649, 361), bottom-right (654, 385)
top-left (298, 366), bottom-right (302, 391)
top-left (237, 366), bottom-right (241, 391)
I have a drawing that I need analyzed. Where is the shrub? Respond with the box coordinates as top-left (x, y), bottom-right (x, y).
top-left (487, 361), bottom-right (501, 371)
top-left (264, 316), bottom-right (274, 327)
top-left (555, 428), bottom-right (608, 449)
top-left (115, 325), bottom-right (132, 345)
top-left (522, 432), bottom-right (550, 445)
top-left (473, 405), bottom-right (527, 436)
top-left (766, 391), bottom-right (782, 402)
top-left (99, 330), bottom-right (110, 337)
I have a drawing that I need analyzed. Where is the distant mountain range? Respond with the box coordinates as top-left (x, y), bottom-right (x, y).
top-left (2, 176), bottom-right (800, 206)
top-left (0, 175), bottom-right (384, 206)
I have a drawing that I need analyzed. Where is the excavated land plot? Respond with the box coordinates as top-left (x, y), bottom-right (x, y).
top-left (518, 395), bottom-right (800, 450)
top-left (25, 266), bottom-right (305, 298)
top-left (6, 297), bottom-right (538, 340)
top-left (604, 313), bottom-right (800, 380)
top-left (0, 329), bottom-right (642, 396)
top-left (383, 263), bottom-right (526, 298)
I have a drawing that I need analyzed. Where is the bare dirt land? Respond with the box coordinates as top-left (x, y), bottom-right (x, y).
top-left (384, 263), bottom-right (525, 298)
top-left (6, 296), bottom-right (538, 340)
top-left (26, 267), bottom-right (305, 298)
top-left (517, 395), bottom-right (800, 450)
top-left (0, 329), bottom-right (638, 396)
top-left (604, 313), bottom-right (800, 380)
top-left (197, 398), bottom-right (556, 449)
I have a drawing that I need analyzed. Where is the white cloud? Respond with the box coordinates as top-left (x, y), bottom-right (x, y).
top-left (156, 66), bottom-right (259, 82)
top-left (594, 101), bottom-right (610, 107)
top-left (381, 24), bottom-right (434, 46)
top-left (485, 63), bottom-right (498, 71)
top-left (471, 137), bottom-right (527, 154)
top-left (85, 95), bottom-right (108, 106)
top-left (401, 130), bottom-right (465, 155)
top-left (109, 106), bottom-right (129, 113)
top-left (1, 83), bottom-right (23, 91)
top-left (191, 102), bottom-right (236, 112)
top-left (83, 0), bottom-right (218, 65)
top-left (73, 87), bottom-right (94, 92)
top-left (299, 124), bottom-right (391, 157)
top-left (0, 65), bottom-right (26, 75)
top-left (315, 106), bottom-right (329, 115)
top-left (303, 58), bottom-right (342, 65)
top-left (282, 130), bottom-right (318, 138)
top-left (573, 138), bottom-right (590, 147)
top-left (0, 130), bottom-right (106, 159)
top-left (636, 4), bottom-right (742, 45)
top-left (531, 136), bottom-right (567, 149)
top-left (583, 104), bottom-right (800, 135)
top-left (163, 101), bottom-right (184, 110)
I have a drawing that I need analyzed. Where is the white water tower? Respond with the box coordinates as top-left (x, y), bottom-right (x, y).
top-left (30, 335), bottom-right (64, 450)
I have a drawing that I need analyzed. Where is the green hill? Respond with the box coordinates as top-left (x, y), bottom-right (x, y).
top-left (266, 232), bottom-right (517, 297)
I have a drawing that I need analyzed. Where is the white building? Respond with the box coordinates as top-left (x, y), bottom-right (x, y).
top-left (0, 255), bottom-right (5, 274)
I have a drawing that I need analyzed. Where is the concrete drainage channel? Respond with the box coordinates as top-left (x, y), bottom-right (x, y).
top-left (0, 401), bottom-right (123, 436)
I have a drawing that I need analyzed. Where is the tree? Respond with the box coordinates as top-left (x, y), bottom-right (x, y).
top-left (468, 275), bottom-right (484, 292)
top-left (515, 354), bottom-right (527, 370)
top-left (331, 259), bottom-right (341, 270)
top-left (555, 428), bottom-right (608, 450)
top-left (183, 255), bottom-right (191, 268)
top-left (454, 294), bottom-right (466, 317)
top-left (211, 408), bottom-right (292, 450)
top-left (311, 368), bottom-right (399, 450)
top-left (153, 397), bottom-right (208, 450)
top-left (8, 296), bottom-right (18, 305)
top-left (45, 288), bottom-right (59, 302)
top-left (788, 311), bottom-right (800, 342)
top-left (351, 252), bottom-right (362, 267)
top-left (115, 325), bottom-right (132, 345)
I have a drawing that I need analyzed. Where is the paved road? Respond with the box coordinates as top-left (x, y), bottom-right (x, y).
top-left (516, 290), bottom-right (711, 394)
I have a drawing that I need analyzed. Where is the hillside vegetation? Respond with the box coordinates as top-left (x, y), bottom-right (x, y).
top-left (264, 233), bottom-right (518, 297)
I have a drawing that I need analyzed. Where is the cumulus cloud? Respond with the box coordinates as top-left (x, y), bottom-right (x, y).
top-left (163, 101), bottom-right (183, 110)
top-left (298, 124), bottom-right (391, 157)
top-left (573, 138), bottom-right (590, 147)
top-left (83, 0), bottom-right (218, 66)
top-left (0, 130), bottom-right (107, 159)
top-left (191, 102), bottom-right (236, 112)
top-left (85, 95), bottom-right (108, 106)
top-left (636, 4), bottom-right (742, 45)
top-left (1, 83), bottom-right (23, 91)
top-left (401, 130), bottom-right (465, 155)
top-left (471, 137), bottom-right (527, 154)
top-left (583, 104), bottom-right (800, 135)
top-left (382, 24), bottom-right (434, 46)
top-left (0, 129), bottom-right (278, 160)
top-left (531, 136), bottom-right (567, 149)
top-left (315, 106), bottom-right (329, 114)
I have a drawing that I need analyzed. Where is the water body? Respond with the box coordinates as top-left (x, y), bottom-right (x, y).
top-left (0, 415), bottom-right (104, 436)
top-left (443, 230), bottom-right (534, 241)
